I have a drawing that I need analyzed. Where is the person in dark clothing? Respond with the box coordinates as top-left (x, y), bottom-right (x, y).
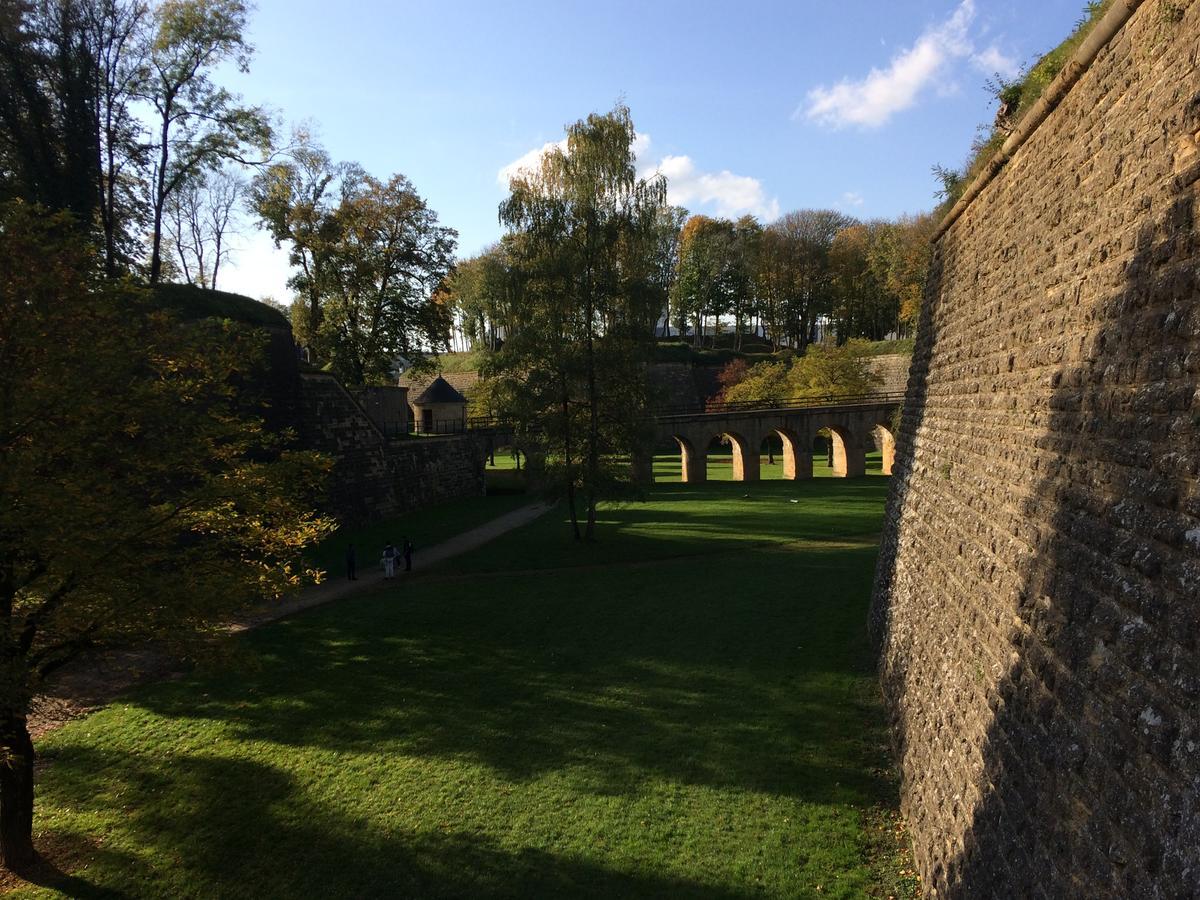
top-left (346, 543), bottom-right (357, 580)
top-left (402, 537), bottom-right (413, 572)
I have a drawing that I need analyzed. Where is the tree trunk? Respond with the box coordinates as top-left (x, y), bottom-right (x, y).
top-left (149, 110), bottom-right (171, 285)
top-left (562, 390), bottom-right (580, 541)
top-left (0, 714), bottom-right (36, 871)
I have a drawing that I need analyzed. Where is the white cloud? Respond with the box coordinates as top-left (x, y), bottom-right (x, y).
top-left (498, 133), bottom-right (780, 222)
top-left (802, 0), bottom-right (1015, 129)
top-left (839, 191), bottom-right (865, 209)
top-left (973, 44), bottom-right (1020, 79)
top-left (496, 138), bottom-right (568, 186)
top-left (648, 155), bottom-right (780, 221)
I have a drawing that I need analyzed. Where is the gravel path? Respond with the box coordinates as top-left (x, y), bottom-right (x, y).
top-left (230, 501), bottom-right (551, 630)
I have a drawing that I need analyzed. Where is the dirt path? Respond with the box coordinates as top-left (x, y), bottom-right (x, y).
top-left (28, 501), bottom-right (551, 738)
top-left (229, 500), bottom-right (551, 630)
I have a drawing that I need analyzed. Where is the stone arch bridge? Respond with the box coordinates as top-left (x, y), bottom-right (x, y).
top-left (472, 392), bottom-right (905, 483)
top-left (638, 393), bottom-right (905, 482)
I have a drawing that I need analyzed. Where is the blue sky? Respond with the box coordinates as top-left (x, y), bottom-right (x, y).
top-left (219, 0), bottom-right (1093, 302)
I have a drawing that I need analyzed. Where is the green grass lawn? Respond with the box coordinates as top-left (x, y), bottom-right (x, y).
top-left (18, 479), bottom-right (912, 899)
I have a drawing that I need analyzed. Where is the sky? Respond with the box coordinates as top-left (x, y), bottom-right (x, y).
top-left (218, 0), bottom-right (1094, 303)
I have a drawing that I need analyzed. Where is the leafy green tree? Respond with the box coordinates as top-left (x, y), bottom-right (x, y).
top-left (254, 139), bottom-right (457, 385)
top-left (0, 0), bottom-right (101, 224)
top-left (84, 0), bottom-right (152, 278)
top-left (443, 242), bottom-right (516, 352)
top-left (722, 340), bottom-right (881, 405)
top-left (495, 104), bottom-right (667, 539)
top-left (651, 204), bottom-right (688, 337)
top-left (788, 339), bottom-right (883, 396)
top-left (0, 202), bottom-right (333, 870)
top-left (767, 209), bottom-right (854, 350)
top-left (728, 215), bottom-right (762, 349)
top-left (142, 0), bottom-right (270, 283)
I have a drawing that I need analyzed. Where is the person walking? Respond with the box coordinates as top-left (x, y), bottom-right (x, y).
top-left (402, 537), bottom-right (414, 573)
top-left (345, 543), bottom-right (357, 581)
top-left (382, 542), bottom-right (396, 579)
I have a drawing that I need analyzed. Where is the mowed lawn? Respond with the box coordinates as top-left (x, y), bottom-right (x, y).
top-left (18, 478), bottom-right (911, 899)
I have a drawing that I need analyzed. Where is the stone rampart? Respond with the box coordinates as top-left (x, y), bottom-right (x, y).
top-left (870, 3), bottom-right (1200, 896)
top-left (866, 353), bottom-right (911, 395)
top-left (298, 372), bottom-right (483, 525)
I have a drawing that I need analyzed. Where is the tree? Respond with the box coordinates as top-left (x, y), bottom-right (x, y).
top-left (722, 340), bottom-right (881, 405)
top-left (142, 0), bottom-right (270, 283)
top-left (0, 202), bottom-right (333, 870)
top-left (254, 146), bottom-right (457, 385)
top-left (496, 104), bottom-right (668, 540)
top-left (768, 209), bottom-right (854, 350)
top-left (442, 242), bottom-right (514, 352)
top-left (651, 204), bottom-right (687, 337)
top-left (165, 165), bottom-right (243, 289)
top-left (0, 0), bottom-right (100, 224)
top-left (728, 215), bottom-right (762, 349)
top-left (879, 213), bottom-right (936, 334)
top-left (673, 215), bottom-right (725, 347)
top-left (252, 135), bottom-right (345, 342)
top-left (83, 0), bottom-right (151, 278)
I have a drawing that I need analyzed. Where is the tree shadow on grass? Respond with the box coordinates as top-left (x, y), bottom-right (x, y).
top-left (111, 545), bottom-right (892, 808)
top-left (457, 481), bottom-right (890, 573)
top-left (33, 749), bottom-right (759, 899)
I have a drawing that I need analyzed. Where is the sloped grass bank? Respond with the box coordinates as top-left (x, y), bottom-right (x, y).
top-left (18, 480), bottom-right (912, 898)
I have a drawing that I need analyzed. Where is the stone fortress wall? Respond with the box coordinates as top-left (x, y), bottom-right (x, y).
top-left (297, 372), bottom-right (483, 526)
top-left (870, 2), bottom-right (1200, 896)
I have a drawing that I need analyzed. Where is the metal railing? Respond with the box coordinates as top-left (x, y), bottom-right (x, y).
top-left (464, 391), bottom-right (905, 431)
top-left (653, 390), bottom-right (906, 419)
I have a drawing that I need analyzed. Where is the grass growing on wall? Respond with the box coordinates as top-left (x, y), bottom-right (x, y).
top-left (937, 0), bottom-right (1116, 212)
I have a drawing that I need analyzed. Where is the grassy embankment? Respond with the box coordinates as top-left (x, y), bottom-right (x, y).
top-left (18, 471), bottom-right (915, 899)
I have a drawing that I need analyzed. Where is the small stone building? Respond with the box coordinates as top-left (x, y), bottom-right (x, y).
top-left (411, 376), bottom-right (467, 434)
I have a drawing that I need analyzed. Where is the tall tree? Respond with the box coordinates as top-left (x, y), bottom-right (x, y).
top-left (770, 209), bottom-right (854, 350)
top-left (673, 214), bottom-right (727, 347)
top-left (496, 104), bottom-right (668, 540)
top-left (165, 164), bottom-right (243, 289)
top-left (252, 135), bottom-right (346, 342)
top-left (254, 145), bottom-right (457, 385)
top-left (0, 0), bottom-right (100, 223)
top-left (142, 0), bottom-right (269, 283)
top-left (83, 0), bottom-right (150, 278)
top-left (442, 242), bottom-right (514, 352)
top-left (0, 201), bottom-right (333, 870)
top-left (652, 204), bottom-right (687, 337)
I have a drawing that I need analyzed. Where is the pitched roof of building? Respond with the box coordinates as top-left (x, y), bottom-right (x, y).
top-left (413, 375), bottom-right (467, 404)
top-left (400, 369), bottom-right (480, 400)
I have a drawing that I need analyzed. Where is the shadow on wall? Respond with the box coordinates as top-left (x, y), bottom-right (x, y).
top-left (872, 134), bottom-right (1200, 893)
top-left (952, 171), bottom-right (1200, 895)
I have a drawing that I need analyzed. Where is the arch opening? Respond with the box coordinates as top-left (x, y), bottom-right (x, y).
top-left (670, 434), bottom-right (704, 483)
top-left (760, 428), bottom-right (810, 480)
top-left (814, 425), bottom-right (864, 478)
top-left (705, 431), bottom-right (758, 482)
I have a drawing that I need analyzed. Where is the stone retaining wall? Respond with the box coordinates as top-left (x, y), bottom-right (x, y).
top-left (298, 372), bottom-right (483, 524)
top-left (870, 3), bottom-right (1200, 896)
